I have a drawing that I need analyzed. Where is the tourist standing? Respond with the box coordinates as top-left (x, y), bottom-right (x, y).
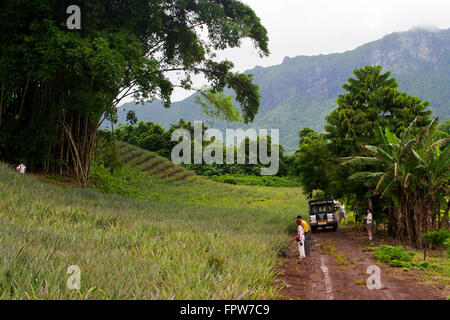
top-left (297, 215), bottom-right (310, 256)
top-left (364, 209), bottom-right (373, 241)
top-left (16, 162), bottom-right (26, 175)
top-left (296, 218), bottom-right (306, 259)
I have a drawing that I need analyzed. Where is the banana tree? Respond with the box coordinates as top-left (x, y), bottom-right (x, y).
top-left (342, 118), bottom-right (449, 246)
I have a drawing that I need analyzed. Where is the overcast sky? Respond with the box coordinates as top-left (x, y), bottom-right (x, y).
top-left (140, 0), bottom-right (450, 102)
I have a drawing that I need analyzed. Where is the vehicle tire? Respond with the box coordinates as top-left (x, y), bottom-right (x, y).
top-left (332, 223), bottom-right (338, 232)
top-left (312, 227), bottom-right (318, 233)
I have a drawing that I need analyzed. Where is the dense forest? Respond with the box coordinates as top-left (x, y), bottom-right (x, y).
top-left (0, 0), bottom-right (269, 184)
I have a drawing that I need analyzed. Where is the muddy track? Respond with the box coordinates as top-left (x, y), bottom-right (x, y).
top-left (278, 227), bottom-right (445, 300)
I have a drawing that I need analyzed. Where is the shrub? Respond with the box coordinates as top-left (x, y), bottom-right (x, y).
top-left (445, 238), bottom-right (450, 258)
top-left (90, 164), bottom-right (142, 198)
top-left (210, 174), bottom-right (302, 187)
top-left (373, 245), bottom-right (415, 263)
top-left (223, 178), bottom-right (237, 185)
top-left (369, 245), bottom-right (441, 271)
top-left (422, 229), bottom-right (450, 248)
top-left (389, 259), bottom-right (407, 268)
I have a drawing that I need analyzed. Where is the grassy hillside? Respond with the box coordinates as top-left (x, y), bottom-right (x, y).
top-left (116, 141), bottom-right (198, 184)
top-left (0, 146), bottom-right (308, 299)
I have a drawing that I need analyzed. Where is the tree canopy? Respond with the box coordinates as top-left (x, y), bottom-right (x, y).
top-left (325, 65), bottom-right (431, 157)
top-left (293, 128), bottom-right (331, 198)
top-left (322, 65), bottom-right (432, 201)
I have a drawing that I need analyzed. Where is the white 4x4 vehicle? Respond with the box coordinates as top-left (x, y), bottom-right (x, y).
top-left (309, 198), bottom-right (339, 232)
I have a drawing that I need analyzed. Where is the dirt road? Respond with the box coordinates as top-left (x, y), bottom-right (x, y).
top-left (278, 227), bottom-right (446, 300)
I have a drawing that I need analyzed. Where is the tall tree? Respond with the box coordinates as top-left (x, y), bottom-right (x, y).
top-left (343, 120), bottom-right (449, 246)
top-left (323, 65), bottom-right (432, 202)
top-left (325, 65), bottom-right (431, 157)
top-left (294, 128), bottom-right (331, 198)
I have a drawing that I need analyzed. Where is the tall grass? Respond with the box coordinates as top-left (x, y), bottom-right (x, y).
top-left (0, 162), bottom-right (307, 299)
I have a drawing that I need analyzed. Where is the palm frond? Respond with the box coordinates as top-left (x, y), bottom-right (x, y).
top-left (341, 157), bottom-right (383, 168)
top-left (410, 148), bottom-right (424, 164)
top-left (375, 173), bottom-right (390, 194)
top-left (403, 117), bottom-right (419, 138)
top-left (365, 145), bottom-right (394, 162)
top-left (385, 127), bottom-right (399, 145)
top-left (349, 171), bottom-right (383, 181)
top-left (428, 137), bottom-right (450, 152)
top-left (381, 180), bottom-right (398, 198)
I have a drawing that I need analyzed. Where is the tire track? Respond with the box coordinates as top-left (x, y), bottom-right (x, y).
top-left (320, 254), bottom-right (334, 300)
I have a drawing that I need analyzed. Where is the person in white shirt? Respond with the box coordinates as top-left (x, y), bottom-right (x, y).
top-left (16, 162), bottom-right (26, 175)
top-left (364, 209), bottom-right (373, 241)
top-left (296, 218), bottom-right (306, 259)
top-left (338, 202), bottom-right (348, 226)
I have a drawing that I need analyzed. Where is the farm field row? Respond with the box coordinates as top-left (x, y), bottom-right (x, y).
top-left (0, 145), bottom-right (308, 299)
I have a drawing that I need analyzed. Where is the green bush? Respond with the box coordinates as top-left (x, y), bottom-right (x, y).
top-left (389, 259), bottom-right (407, 268)
top-left (209, 174), bottom-right (302, 188)
top-left (93, 133), bottom-right (124, 173)
top-left (223, 178), bottom-right (237, 185)
top-left (369, 245), bottom-right (441, 271)
top-left (445, 238), bottom-right (450, 258)
top-left (422, 229), bottom-right (450, 248)
top-left (372, 245), bottom-right (415, 263)
top-left (90, 164), bottom-right (142, 198)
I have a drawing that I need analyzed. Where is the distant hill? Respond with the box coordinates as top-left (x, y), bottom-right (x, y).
top-left (114, 27), bottom-right (450, 154)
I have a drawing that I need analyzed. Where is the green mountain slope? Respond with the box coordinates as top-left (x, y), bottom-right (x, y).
top-left (114, 27), bottom-right (450, 154)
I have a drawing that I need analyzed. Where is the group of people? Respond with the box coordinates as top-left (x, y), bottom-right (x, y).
top-left (337, 201), bottom-right (374, 241)
top-left (295, 204), bottom-right (375, 259)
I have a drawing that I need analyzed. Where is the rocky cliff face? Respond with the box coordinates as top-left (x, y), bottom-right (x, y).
top-left (117, 27), bottom-right (450, 154)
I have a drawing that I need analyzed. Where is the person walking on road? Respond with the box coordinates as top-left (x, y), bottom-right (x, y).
top-left (364, 209), bottom-right (373, 241)
top-left (297, 215), bottom-right (310, 256)
top-left (296, 218), bottom-right (306, 259)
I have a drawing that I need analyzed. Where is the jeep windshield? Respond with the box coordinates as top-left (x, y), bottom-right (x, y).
top-left (309, 200), bottom-right (334, 215)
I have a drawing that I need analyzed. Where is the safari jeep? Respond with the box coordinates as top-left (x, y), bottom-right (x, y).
top-left (309, 198), bottom-right (339, 232)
